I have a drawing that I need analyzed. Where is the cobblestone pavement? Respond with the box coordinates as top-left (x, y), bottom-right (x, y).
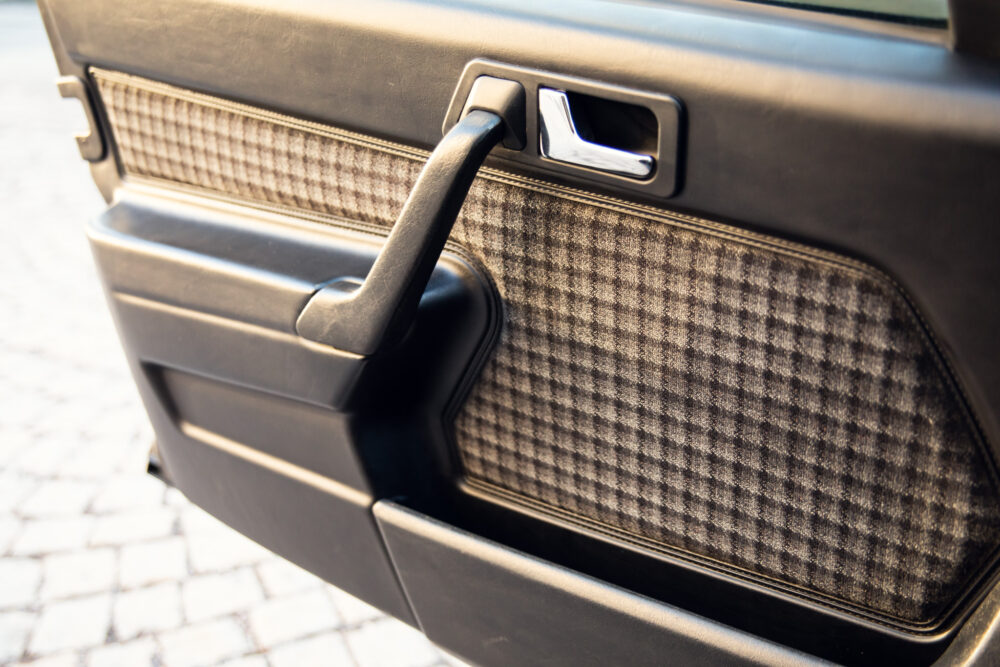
top-left (0, 4), bottom-right (460, 666)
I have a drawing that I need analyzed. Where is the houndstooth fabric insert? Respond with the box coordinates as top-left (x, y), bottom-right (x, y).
top-left (94, 69), bottom-right (1000, 626)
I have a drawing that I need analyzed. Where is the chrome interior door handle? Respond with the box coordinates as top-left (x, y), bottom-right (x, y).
top-left (538, 88), bottom-right (654, 179)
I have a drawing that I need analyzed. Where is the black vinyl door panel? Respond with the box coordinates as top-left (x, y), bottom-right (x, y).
top-left (37, 0), bottom-right (1000, 664)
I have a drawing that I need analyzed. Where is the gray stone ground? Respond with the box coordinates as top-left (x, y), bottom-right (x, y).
top-left (0, 3), bottom-right (460, 665)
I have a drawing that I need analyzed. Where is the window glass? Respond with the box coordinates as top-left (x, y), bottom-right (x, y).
top-left (744, 0), bottom-right (948, 24)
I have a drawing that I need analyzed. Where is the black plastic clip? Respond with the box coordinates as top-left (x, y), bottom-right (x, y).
top-left (56, 75), bottom-right (106, 162)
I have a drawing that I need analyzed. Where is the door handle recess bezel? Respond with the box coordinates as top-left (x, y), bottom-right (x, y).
top-left (443, 60), bottom-right (683, 198)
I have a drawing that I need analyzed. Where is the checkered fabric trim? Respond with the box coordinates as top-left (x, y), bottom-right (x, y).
top-left (93, 69), bottom-right (1000, 626)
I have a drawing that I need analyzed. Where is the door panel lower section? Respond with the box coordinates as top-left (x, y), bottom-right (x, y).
top-left (85, 185), bottom-right (501, 629)
top-left (157, 367), bottom-right (367, 489)
top-left (374, 499), bottom-right (821, 666)
top-left (153, 417), bottom-right (416, 624)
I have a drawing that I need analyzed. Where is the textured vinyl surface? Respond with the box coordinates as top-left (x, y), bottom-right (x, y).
top-left (93, 68), bottom-right (1000, 627)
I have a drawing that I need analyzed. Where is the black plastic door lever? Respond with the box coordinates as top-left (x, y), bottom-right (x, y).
top-left (296, 77), bottom-right (524, 356)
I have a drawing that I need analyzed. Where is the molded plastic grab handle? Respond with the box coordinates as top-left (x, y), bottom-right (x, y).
top-left (296, 78), bottom-right (523, 356)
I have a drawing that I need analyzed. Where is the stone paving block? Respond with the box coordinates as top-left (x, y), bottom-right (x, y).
top-left (79, 411), bottom-right (146, 441)
top-left (119, 537), bottom-right (188, 589)
top-left (28, 594), bottom-right (112, 656)
top-left (88, 637), bottom-right (157, 667)
top-left (187, 529), bottom-right (270, 575)
top-left (40, 548), bottom-right (116, 601)
top-left (181, 568), bottom-right (265, 623)
top-left (178, 506), bottom-right (230, 536)
top-left (60, 441), bottom-right (143, 480)
top-left (216, 656), bottom-right (270, 667)
top-left (113, 582), bottom-right (183, 640)
top-left (164, 488), bottom-right (189, 507)
top-left (19, 652), bottom-right (81, 667)
top-left (159, 618), bottom-right (252, 667)
top-left (0, 433), bottom-right (28, 468)
top-left (0, 472), bottom-right (38, 513)
top-left (0, 558), bottom-right (42, 609)
top-left (0, 610), bottom-right (36, 663)
top-left (439, 651), bottom-right (473, 667)
top-left (48, 393), bottom-right (115, 429)
top-left (18, 479), bottom-right (99, 518)
top-left (89, 507), bottom-right (177, 547)
top-left (12, 436), bottom-right (80, 477)
top-left (344, 617), bottom-right (442, 667)
top-left (268, 633), bottom-right (355, 667)
top-left (0, 515), bottom-right (20, 556)
top-left (248, 590), bottom-right (342, 649)
top-left (256, 557), bottom-right (323, 598)
top-left (10, 516), bottom-right (93, 556)
top-left (91, 476), bottom-right (165, 514)
top-left (110, 439), bottom-right (156, 475)
top-left (326, 586), bottom-right (384, 628)
top-left (0, 393), bottom-right (57, 437)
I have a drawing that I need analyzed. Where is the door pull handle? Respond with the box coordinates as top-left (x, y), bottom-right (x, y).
top-left (296, 78), bottom-right (524, 356)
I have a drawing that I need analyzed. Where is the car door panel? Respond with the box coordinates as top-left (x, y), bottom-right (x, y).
top-left (37, 0), bottom-right (1000, 664)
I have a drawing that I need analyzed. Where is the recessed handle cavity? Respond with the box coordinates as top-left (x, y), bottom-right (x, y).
top-left (538, 88), bottom-right (654, 179)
